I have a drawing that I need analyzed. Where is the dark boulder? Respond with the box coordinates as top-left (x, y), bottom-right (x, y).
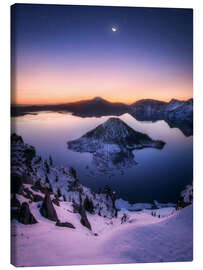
top-left (18, 202), bottom-right (37, 224)
top-left (11, 194), bottom-right (21, 208)
top-left (40, 192), bottom-right (58, 221)
top-left (56, 221), bottom-right (75, 229)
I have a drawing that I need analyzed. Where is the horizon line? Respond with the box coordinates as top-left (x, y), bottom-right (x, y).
top-left (11, 96), bottom-right (193, 106)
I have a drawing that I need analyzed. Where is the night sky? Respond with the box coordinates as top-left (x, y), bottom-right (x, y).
top-left (11, 4), bottom-right (193, 104)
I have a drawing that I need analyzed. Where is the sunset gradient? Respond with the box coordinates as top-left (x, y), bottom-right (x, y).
top-left (11, 4), bottom-right (193, 105)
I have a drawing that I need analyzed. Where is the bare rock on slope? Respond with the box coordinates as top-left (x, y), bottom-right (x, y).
top-left (18, 202), bottom-right (38, 225)
top-left (40, 192), bottom-right (58, 222)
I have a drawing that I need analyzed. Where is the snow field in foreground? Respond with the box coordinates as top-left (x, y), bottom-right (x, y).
top-left (11, 202), bottom-right (193, 266)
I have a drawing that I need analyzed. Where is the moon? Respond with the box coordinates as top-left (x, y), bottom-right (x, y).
top-left (112, 27), bottom-right (117, 32)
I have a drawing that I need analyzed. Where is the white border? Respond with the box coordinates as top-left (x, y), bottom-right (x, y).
top-left (1, 0), bottom-right (203, 270)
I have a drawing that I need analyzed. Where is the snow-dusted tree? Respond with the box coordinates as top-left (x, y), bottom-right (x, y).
top-left (176, 184), bottom-right (193, 209)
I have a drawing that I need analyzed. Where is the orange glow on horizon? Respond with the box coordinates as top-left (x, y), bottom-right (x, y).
top-left (11, 61), bottom-right (193, 105)
top-left (11, 93), bottom-right (193, 105)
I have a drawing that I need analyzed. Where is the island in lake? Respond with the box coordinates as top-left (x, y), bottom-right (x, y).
top-left (68, 117), bottom-right (165, 173)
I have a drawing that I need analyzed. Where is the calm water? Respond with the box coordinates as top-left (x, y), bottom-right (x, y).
top-left (11, 112), bottom-right (193, 204)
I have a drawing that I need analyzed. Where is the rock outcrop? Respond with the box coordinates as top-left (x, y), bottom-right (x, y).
top-left (73, 203), bottom-right (92, 231)
top-left (40, 192), bottom-right (58, 222)
top-left (56, 221), bottom-right (75, 229)
top-left (18, 202), bottom-right (38, 225)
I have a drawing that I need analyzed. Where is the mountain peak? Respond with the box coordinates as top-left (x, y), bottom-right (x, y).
top-left (68, 117), bottom-right (165, 151)
top-left (103, 117), bottom-right (122, 125)
top-left (169, 98), bottom-right (183, 104)
top-left (92, 97), bottom-right (107, 102)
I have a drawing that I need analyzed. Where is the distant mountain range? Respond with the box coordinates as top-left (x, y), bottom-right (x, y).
top-left (130, 98), bottom-right (193, 122)
top-left (11, 97), bottom-right (128, 117)
top-left (11, 97), bottom-right (193, 136)
top-left (11, 97), bottom-right (192, 117)
top-left (130, 98), bottom-right (193, 137)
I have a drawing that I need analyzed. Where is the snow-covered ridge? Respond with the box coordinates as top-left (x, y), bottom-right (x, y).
top-left (130, 98), bottom-right (193, 137)
top-left (130, 98), bottom-right (193, 122)
top-left (116, 198), bottom-right (176, 212)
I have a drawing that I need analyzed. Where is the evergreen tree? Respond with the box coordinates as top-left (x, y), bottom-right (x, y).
top-left (69, 167), bottom-right (77, 179)
top-left (57, 188), bottom-right (62, 198)
top-left (49, 155), bottom-right (53, 166)
top-left (44, 160), bottom-right (50, 174)
top-left (45, 174), bottom-right (49, 183)
top-left (84, 196), bottom-right (94, 214)
top-left (49, 184), bottom-right (53, 193)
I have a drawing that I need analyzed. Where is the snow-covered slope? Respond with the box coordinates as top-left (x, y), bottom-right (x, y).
top-left (130, 99), bottom-right (167, 117)
top-left (11, 204), bottom-right (193, 266)
top-left (11, 134), bottom-right (193, 266)
top-left (165, 99), bottom-right (185, 112)
top-left (11, 133), bottom-right (117, 220)
top-left (167, 98), bottom-right (193, 122)
top-left (99, 205), bottom-right (193, 264)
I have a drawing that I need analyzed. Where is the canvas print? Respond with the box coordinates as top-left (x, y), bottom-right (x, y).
top-left (11, 4), bottom-right (193, 267)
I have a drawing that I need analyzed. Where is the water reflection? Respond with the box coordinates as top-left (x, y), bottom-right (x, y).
top-left (11, 112), bottom-right (193, 203)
